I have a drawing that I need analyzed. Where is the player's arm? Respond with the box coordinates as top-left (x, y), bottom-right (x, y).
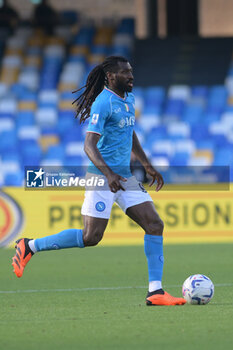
top-left (132, 131), bottom-right (164, 191)
top-left (84, 132), bottom-right (126, 192)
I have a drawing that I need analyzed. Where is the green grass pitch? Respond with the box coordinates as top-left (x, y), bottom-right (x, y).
top-left (0, 243), bottom-right (233, 350)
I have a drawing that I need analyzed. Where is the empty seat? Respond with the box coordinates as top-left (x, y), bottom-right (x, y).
top-left (152, 140), bottom-right (174, 157)
top-left (168, 85), bottom-right (190, 101)
top-left (35, 108), bottom-right (57, 126)
top-left (18, 126), bottom-right (40, 140)
top-left (0, 118), bottom-right (14, 132)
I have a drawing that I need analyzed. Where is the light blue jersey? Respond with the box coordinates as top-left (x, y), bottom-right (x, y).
top-left (87, 87), bottom-right (135, 177)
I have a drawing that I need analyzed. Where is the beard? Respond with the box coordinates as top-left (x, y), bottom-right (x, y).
top-left (115, 79), bottom-right (133, 93)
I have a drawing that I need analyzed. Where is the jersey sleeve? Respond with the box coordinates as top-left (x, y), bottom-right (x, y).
top-left (87, 97), bottom-right (111, 135)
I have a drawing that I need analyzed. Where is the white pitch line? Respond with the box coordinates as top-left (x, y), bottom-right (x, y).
top-left (0, 283), bottom-right (232, 294)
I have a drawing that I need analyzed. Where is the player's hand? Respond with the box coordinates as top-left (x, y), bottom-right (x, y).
top-left (145, 166), bottom-right (164, 192)
top-left (106, 172), bottom-right (127, 193)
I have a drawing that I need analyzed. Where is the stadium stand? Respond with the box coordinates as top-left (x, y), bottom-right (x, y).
top-left (0, 16), bottom-right (232, 186)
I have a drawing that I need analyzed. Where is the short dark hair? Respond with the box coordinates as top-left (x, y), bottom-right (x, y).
top-left (73, 56), bottom-right (128, 123)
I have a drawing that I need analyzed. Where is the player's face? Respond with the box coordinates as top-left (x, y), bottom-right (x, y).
top-left (114, 62), bottom-right (134, 93)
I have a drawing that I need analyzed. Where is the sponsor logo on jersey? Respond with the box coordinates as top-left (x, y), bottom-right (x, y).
top-left (118, 116), bottom-right (135, 128)
top-left (0, 192), bottom-right (24, 247)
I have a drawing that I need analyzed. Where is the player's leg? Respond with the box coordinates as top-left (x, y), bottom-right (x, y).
top-left (126, 201), bottom-right (164, 291)
top-left (12, 217), bottom-right (108, 278)
top-left (126, 201), bottom-right (186, 305)
top-left (82, 215), bottom-right (108, 246)
top-left (12, 186), bottom-right (114, 277)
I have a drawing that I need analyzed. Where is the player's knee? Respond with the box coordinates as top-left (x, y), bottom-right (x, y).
top-left (147, 219), bottom-right (164, 236)
top-left (82, 229), bottom-right (104, 246)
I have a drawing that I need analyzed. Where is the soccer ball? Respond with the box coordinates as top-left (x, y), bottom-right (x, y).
top-left (182, 274), bottom-right (214, 305)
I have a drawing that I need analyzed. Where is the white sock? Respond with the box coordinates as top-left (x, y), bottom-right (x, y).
top-left (28, 240), bottom-right (37, 253)
top-left (149, 281), bottom-right (162, 292)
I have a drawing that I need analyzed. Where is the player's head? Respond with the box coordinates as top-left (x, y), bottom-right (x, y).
top-left (103, 56), bottom-right (134, 93)
top-left (73, 56), bottom-right (133, 123)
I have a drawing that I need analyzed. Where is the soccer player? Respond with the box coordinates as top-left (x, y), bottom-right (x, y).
top-left (12, 56), bottom-right (186, 306)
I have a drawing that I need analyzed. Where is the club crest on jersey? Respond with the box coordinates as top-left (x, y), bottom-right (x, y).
top-left (91, 113), bottom-right (99, 124)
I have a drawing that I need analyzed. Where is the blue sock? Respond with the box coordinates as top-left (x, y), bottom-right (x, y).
top-left (144, 234), bottom-right (164, 282)
top-left (34, 229), bottom-right (84, 252)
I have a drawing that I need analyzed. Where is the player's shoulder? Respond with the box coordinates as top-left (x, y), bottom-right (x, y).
top-left (93, 89), bottom-right (112, 107)
top-left (96, 88), bottom-right (112, 101)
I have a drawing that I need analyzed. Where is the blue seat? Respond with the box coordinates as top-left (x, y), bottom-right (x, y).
top-left (62, 127), bottom-right (83, 143)
top-left (209, 85), bottom-right (227, 97)
top-left (224, 105), bottom-right (233, 113)
top-left (46, 145), bottom-right (65, 160)
top-left (206, 105), bottom-right (224, 114)
top-left (60, 91), bottom-right (74, 100)
top-left (91, 45), bottom-right (108, 55)
top-left (26, 47), bottom-right (42, 55)
top-left (57, 116), bottom-right (75, 137)
top-left (182, 105), bottom-right (203, 125)
top-left (0, 112), bottom-right (15, 119)
top-left (144, 86), bottom-right (166, 104)
top-left (149, 126), bottom-right (167, 139)
top-left (4, 171), bottom-right (24, 186)
top-left (165, 99), bottom-right (185, 116)
top-left (132, 87), bottom-right (144, 98)
top-left (0, 130), bottom-right (18, 152)
top-left (195, 139), bottom-right (216, 151)
top-left (211, 134), bottom-right (228, 147)
top-left (202, 112), bottom-right (220, 126)
top-left (117, 18), bottom-right (135, 34)
top-left (213, 147), bottom-right (233, 165)
top-left (170, 152), bottom-right (190, 166)
top-left (64, 155), bottom-right (83, 167)
top-left (19, 90), bottom-right (37, 102)
top-left (208, 86), bottom-right (227, 110)
top-left (1, 151), bottom-right (21, 163)
top-left (20, 141), bottom-right (42, 166)
top-left (142, 104), bottom-right (161, 115)
top-left (191, 125), bottom-right (210, 140)
top-left (10, 83), bottom-right (34, 99)
top-left (68, 55), bottom-right (86, 64)
top-left (110, 46), bottom-right (130, 58)
top-left (61, 10), bottom-right (79, 25)
top-left (74, 27), bottom-right (95, 46)
top-left (40, 126), bottom-right (58, 135)
top-left (227, 67), bottom-right (233, 76)
top-left (191, 86), bottom-right (208, 98)
top-left (16, 111), bottom-right (35, 128)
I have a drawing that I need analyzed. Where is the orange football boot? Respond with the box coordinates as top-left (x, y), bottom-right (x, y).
top-left (12, 239), bottom-right (34, 278)
top-left (146, 289), bottom-right (186, 306)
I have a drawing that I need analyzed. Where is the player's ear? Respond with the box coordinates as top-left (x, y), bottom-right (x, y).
top-left (106, 71), bottom-right (115, 83)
